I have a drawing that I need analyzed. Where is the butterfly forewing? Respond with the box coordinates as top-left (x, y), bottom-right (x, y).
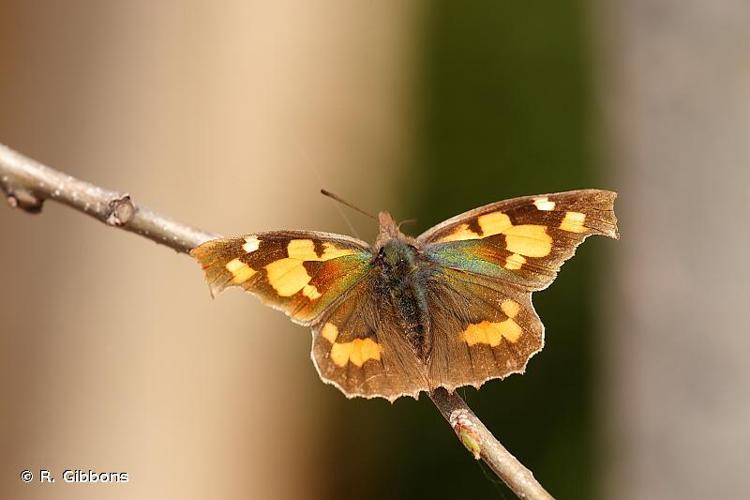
top-left (419, 189), bottom-right (618, 291)
top-left (191, 231), bottom-right (372, 325)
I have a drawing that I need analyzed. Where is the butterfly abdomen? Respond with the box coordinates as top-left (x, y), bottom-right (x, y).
top-left (376, 239), bottom-right (433, 360)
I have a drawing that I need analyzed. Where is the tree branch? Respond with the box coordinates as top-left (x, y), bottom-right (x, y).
top-left (429, 388), bottom-right (553, 499)
top-left (0, 143), bottom-right (553, 500)
top-left (0, 144), bottom-right (219, 252)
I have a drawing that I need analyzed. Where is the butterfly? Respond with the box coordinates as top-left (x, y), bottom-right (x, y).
top-left (191, 189), bottom-right (618, 402)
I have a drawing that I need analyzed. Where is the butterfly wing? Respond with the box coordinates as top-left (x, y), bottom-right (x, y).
top-left (311, 270), bottom-right (429, 401)
top-left (191, 231), bottom-right (372, 325)
top-left (418, 189), bottom-right (618, 389)
top-left (193, 231), bottom-right (430, 400)
top-left (424, 268), bottom-right (543, 390)
top-left (418, 189), bottom-right (618, 291)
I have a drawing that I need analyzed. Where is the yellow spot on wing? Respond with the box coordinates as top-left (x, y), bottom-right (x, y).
top-left (438, 223), bottom-right (481, 242)
top-left (533, 197), bottom-right (556, 211)
top-left (321, 323), bottom-right (339, 343)
top-left (462, 319), bottom-right (522, 346)
top-left (266, 240), bottom-right (359, 297)
top-left (320, 242), bottom-right (357, 260)
top-left (497, 319), bottom-right (522, 343)
top-left (287, 239), bottom-right (319, 260)
top-left (302, 284), bottom-right (322, 299)
top-left (330, 342), bottom-right (352, 367)
top-left (330, 338), bottom-right (382, 367)
top-left (505, 253), bottom-right (526, 270)
top-left (503, 225), bottom-right (552, 257)
top-left (438, 211), bottom-right (552, 257)
top-left (225, 258), bottom-right (257, 284)
top-left (265, 258), bottom-right (311, 296)
top-left (287, 239), bottom-right (357, 261)
top-left (477, 212), bottom-right (513, 236)
top-left (501, 299), bottom-right (520, 318)
top-left (559, 211), bottom-right (587, 233)
top-left (242, 235), bottom-right (260, 253)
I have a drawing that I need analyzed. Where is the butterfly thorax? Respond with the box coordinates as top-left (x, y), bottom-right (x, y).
top-left (374, 212), bottom-right (432, 361)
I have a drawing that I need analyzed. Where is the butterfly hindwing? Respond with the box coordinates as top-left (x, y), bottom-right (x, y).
top-left (419, 189), bottom-right (618, 291)
top-left (191, 231), bottom-right (372, 325)
top-left (311, 272), bottom-right (428, 401)
top-left (425, 268), bottom-right (543, 390)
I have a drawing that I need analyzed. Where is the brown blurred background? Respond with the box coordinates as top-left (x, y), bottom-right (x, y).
top-left (1, 1), bottom-right (748, 499)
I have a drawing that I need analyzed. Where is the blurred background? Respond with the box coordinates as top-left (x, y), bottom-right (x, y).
top-left (1, 1), bottom-right (748, 499)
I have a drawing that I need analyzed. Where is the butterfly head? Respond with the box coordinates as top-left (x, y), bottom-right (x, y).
top-left (376, 211), bottom-right (418, 250)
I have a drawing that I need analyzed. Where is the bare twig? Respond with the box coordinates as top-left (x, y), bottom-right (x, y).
top-left (0, 143), bottom-right (554, 500)
top-left (430, 388), bottom-right (553, 499)
top-left (0, 144), bottom-right (218, 252)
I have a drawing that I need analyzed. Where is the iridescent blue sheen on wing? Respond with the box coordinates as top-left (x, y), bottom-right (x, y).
top-left (425, 240), bottom-right (504, 275)
top-left (424, 237), bottom-right (556, 289)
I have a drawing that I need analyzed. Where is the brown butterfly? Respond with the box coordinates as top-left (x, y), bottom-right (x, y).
top-left (191, 189), bottom-right (618, 402)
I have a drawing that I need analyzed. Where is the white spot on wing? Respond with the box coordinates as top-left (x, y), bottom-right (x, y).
top-left (533, 197), bottom-right (555, 211)
top-left (242, 235), bottom-right (260, 253)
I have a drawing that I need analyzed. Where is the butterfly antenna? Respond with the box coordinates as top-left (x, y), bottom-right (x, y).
top-left (320, 189), bottom-right (377, 220)
top-left (398, 218), bottom-right (417, 230)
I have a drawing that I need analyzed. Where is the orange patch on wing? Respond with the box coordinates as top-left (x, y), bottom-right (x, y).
top-left (439, 211), bottom-right (553, 257)
top-left (330, 338), bottom-right (383, 367)
top-left (502, 224), bottom-right (552, 257)
top-left (265, 258), bottom-right (311, 296)
top-left (302, 284), bottom-right (322, 299)
top-left (225, 258), bottom-right (257, 284)
top-left (321, 322), bottom-right (339, 343)
top-left (437, 223), bottom-right (482, 243)
top-left (559, 211), bottom-right (587, 233)
top-left (266, 240), bottom-right (358, 297)
top-left (320, 242), bottom-right (358, 260)
top-left (504, 253), bottom-right (526, 270)
top-left (287, 239), bottom-right (319, 260)
top-left (462, 319), bottom-right (523, 346)
top-left (287, 239), bottom-right (358, 261)
top-left (501, 299), bottom-right (521, 318)
top-left (477, 212), bottom-right (513, 235)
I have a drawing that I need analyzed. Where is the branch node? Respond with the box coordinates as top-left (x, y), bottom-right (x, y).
top-left (4, 186), bottom-right (44, 213)
top-left (450, 408), bottom-right (482, 459)
top-left (106, 194), bottom-right (135, 226)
